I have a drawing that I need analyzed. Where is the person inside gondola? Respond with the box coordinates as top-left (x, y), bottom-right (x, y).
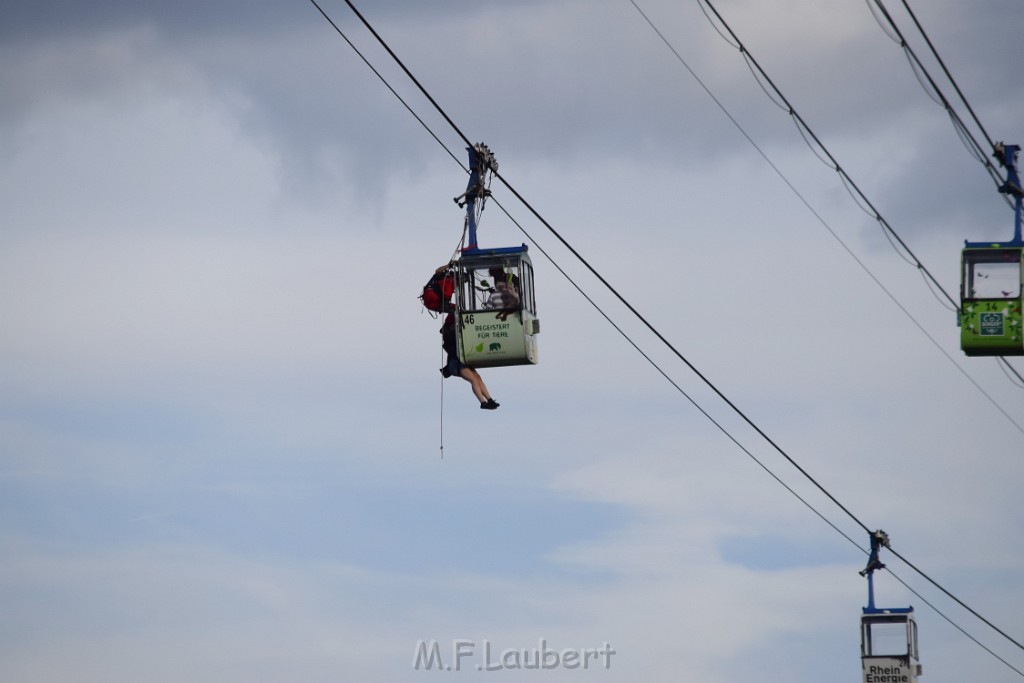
top-left (486, 267), bottom-right (520, 321)
top-left (440, 311), bottom-right (499, 410)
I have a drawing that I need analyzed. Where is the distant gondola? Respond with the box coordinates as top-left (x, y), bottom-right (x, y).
top-left (859, 531), bottom-right (922, 683)
top-left (960, 143), bottom-right (1023, 356)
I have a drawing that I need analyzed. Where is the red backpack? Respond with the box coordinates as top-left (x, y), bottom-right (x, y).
top-left (420, 271), bottom-right (455, 313)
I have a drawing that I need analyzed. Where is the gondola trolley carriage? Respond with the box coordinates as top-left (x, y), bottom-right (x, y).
top-left (859, 531), bottom-right (922, 683)
top-left (960, 142), bottom-right (1024, 356)
top-left (452, 144), bottom-right (539, 368)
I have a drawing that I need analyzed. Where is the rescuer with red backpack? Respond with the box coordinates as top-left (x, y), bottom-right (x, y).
top-left (419, 265), bottom-right (456, 314)
top-left (422, 264), bottom-right (499, 409)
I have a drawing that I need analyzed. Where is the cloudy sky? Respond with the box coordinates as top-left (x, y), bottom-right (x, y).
top-left (2, 0), bottom-right (1023, 681)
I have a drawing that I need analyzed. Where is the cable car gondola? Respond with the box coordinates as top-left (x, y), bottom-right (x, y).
top-left (452, 144), bottom-right (539, 368)
top-left (859, 531), bottom-right (922, 683)
top-left (960, 143), bottom-right (1024, 356)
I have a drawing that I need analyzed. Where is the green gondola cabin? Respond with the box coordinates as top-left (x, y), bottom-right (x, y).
top-left (960, 246), bottom-right (1023, 355)
top-left (960, 143), bottom-right (1024, 356)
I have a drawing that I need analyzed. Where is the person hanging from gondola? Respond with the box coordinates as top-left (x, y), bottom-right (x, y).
top-left (440, 308), bottom-right (499, 410)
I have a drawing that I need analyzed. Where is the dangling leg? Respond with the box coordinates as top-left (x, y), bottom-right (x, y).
top-left (460, 367), bottom-right (498, 408)
top-left (459, 367), bottom-right (489, 402)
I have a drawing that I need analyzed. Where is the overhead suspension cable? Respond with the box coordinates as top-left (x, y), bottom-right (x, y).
top-left (690, 0), bottom-right (1024, 396)
top-left (886, 544), bottom-right (1024, 658)
top-left (310, 0), bottom-right (1024, 663)
top-left (885, 564), bottom-right (1024, 678)
top-left (635, 0), bottom-right (1024, 662)
top-left (694, 0), bottom-right (943, 308)
top-left (308, 0), bottom-right (866, 560)
top-left (896, 0), bottom-right (996, 150)
top-left (636, 0), bottom-right (1024, 422)
top-left (320, 0), bottom-right (878, 528)
top-left (318, 0), bottom-right (876, 536)
top-left (307, 0), bottom-right (464, 171)
top-left (867, 0), bottom-right (1006, 192)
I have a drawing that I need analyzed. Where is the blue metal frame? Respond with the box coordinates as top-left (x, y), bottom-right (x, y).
top-left (457, 144), bottom-right (529, 258)
top-left (965, 143), bottom-right (1024, 248)
top-left (462, 244), bottom-right (529, 257)
top-left (460, 144), bottom-right (498, 251)
top-left (860, 530), bottom-right (912, 614)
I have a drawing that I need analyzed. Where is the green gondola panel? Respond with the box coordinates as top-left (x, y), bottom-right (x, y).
top-left (960, 143), bottom-right (1024, 356)
top-left (960, 246), bottom-right (1023, 355)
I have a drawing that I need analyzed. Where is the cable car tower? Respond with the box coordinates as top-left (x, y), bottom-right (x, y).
top-left (859, 531), bottom-right (922, 683)
top-left (960, 142), bottom-right (1024, 355)
top-left (451, 144), bottom-right (539, 368)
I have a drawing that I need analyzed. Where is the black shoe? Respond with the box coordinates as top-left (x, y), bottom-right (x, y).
top-left (480, 399), bottom-right (499, 410)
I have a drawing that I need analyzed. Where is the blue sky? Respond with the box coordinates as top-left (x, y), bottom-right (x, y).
top-left (2, 1), bottom-right (1023, 681)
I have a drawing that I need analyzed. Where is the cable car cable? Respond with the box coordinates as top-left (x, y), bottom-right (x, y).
top-left (695, 0), bottom-right (955, 311)
top-left (495, 161), bottom-right (1024, 673)
top-left (333, 0), bottom-right (474, 155)
top-left (887, 544), bottom-right (1024, 654)
top-left (315, 0), bottom-right (872, 575)
top-left (485, 196), bottom-right (865, 556)
top-left (701, 0), bottom-right (1024, 346)
top-left (488, 157), bottom-right (880, 535)
top-left (321, 0), bottom-right (1024, 651)
top-left (865, 4), bottom-right (1024, 359)
top-left (898, 0), bottom-right (997, 151)
top-left (311, 0), bottom-right (1024, 662)
top-left (693, 0), bottom-right (1024, 392)
top-left (307, 0), bottom-right (465, 172)
top-left (316, 0), bottom-right (873, 536)
top-left (633, 0), bottom-right (1024, 659)
top-left (865, 0), bottom-right (1000, 187)
top-left (650, 1), bottom-right (1024, 655)
top-left (638, 0), bottom-right (1024, 659)
top-left (864, 7), bottom-right (1024, 359)
top-left (309, 0), bottom-right (472, 459)
top-left (314, 0), bottom-right (863, 528)
top-left (868, 1), bottom-right (1009, 199)
top-left (867, 0), bottom-right (1004, 190)
top-left (885, 564), bottom-right (1024, 678)
top-left (1000, 357), bottom-right (1024, 390)
top-left (633, 0), bottom-right (1024, 422)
